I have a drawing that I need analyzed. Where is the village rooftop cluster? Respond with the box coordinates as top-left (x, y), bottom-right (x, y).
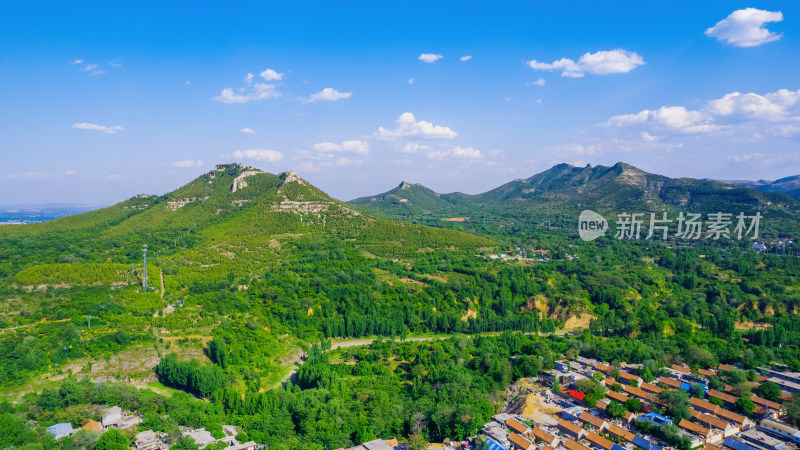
top-left (474, 358), bottom-right (800, 450)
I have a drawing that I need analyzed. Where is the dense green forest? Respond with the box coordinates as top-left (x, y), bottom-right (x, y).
top-left (2, 164), bottom-right (800, 448)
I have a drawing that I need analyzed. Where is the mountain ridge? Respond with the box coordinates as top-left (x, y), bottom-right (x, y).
top-left (350, 162), bottom-right (800, 235)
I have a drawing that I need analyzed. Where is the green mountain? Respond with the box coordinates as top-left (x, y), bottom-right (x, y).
top-left (1, 163), bottom-right (492, 272)
top-left (714, 175), bottom-right (800, 200)
top-left (5, 163), bottom-right (800, 450)
top-left (350, 180), bottom-right (461, 217)
top-left (351, 162), bottom-right (800, 236)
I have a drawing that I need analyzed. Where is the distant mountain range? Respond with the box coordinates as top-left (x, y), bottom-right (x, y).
top-left (350, 162), bottom-right (800, 234)
top-left (710, 175), bottom-right (800, 200)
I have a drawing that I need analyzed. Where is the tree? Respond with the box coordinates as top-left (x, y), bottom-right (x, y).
top-left (686, 346), bottom-right (715, 367)
top-left (757, 381), bottom-right (781, 401)
top-left (606, 401), bottom-right (627, 419)
top-left (172, 437), bottom-right (200, 450)
top-left (96, 428), bottom-right (129, 450)
top-left (639, 367), bottom-right (655, 383)
top-left (660, 389), bottom-right (691, 421)
top-left (736, 396), bottom-right (755, 417)
top-left (625, 398), bottom-right (642, 412)
top-left (785, 397), bottom-right (800, 422)
top-left (0, 413), bottom-right (37, 447)
top-left (552, 378), bottom-right (561, 394)
top-left (207, 338), bottom-right (228, 369)
top-left (709, 397), bottom-right (724, 407)
top-left (206, 423), bottom-right (224, 439)
top-left (355, 425), bottom-right (376, 444)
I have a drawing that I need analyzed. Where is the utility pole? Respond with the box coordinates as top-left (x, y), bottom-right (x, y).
top-left (142, 244), bottom-right (148, 290)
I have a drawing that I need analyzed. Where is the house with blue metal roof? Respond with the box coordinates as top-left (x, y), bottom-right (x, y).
top-left (486, 438), bottom-right (511, 450)
top-left (632, 435), bottom-right (663, 450)
top-left (46, 422), bottom-right (73, 439)
top-left (637, 412), bottom-right (673, 427)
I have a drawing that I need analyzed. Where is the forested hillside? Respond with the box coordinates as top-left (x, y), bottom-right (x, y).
top-left (2, 163), bottom-right (800, 449)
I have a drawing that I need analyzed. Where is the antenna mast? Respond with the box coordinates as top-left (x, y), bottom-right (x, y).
top-left (142, 244), bottom-right (148, 290)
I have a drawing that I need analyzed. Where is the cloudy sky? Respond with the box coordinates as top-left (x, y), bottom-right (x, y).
top-left (1, 1), bottom-right (798, 204)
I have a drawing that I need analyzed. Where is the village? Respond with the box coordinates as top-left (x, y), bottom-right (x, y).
top-left (41, 358), bottom-right (800, 450)
top-left (470, 358), bottom-right (800, 450)
top-left (343, 359), bottom-right (800, 450)
top-left (44, 404), bottom-right (259, 450)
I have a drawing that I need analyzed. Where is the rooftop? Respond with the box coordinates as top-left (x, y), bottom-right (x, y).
top-left (508, 433), bottom-right (533, 450)
top-left (564, 439), bottom-right (592, 450)
top-left (533, 427), bottom-right (557, 445)
top-left (558, 419), bottom-right (584, 436)
top-left (587, 432), bottom-right (614, 450)
top-left (506, 418), bottom-right (531, 435)
top-left (607, 424), bottom-right (635, 442)
top-left (679, 418), bottom-right (711, 436)
top-left (579, 411), bottom-right (607, 428)
top-left (690, 408), bottom-right (730, 430)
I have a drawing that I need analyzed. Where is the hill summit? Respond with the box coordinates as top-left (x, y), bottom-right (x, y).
top-left (350, 162), bottom-right (800, 234)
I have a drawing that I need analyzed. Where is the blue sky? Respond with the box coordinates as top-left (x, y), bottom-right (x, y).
top-left (1, 1), bottom-right (798, 204)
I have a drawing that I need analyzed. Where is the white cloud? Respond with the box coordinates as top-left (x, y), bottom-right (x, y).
top-left (375, 112), bottom-right (458, 140)
top-left (451, 146), bottom-right (482, 159)
top-left (7, 172), bottom-right (53, 180)
top-left (312, 140), bottom-right (369, 155)
top-left (244, 73), bottom-right (254, 83)
top-left (297, 162), bottom-right (321, 172)
top-left (408, 78), bottom-right (415, 84)
top-left (173, 159), bottom-right (203, 168)
top-left (460, 55), bottom-right (472, 62)
top-left (232, 149), bottom-right (284, 162)
top-left (306, 87), bottom-right (352, 102)
top-left (84, 64), bottom-right (98, 71)
top-left (428, 146), bottom-right (482, 160)
top-left (341, 140), bottom-right (369, 154)
top-left (7, 170), bottom-right (76, 180)
top-left (185, 81), bottom-right (192, 85)
top-left (213, 83), bottom-right (281, 104)
top-left (240, 128), bottom-right (256, 134)
top-left (706, 8), bottom-right (783, 47)
top-left (706, 89), bottom-right (800, 122)
top-left (260, 69), bottom-right (283, 81)
top-left (607, 106), bottom-right (720, 134)
top-left (607, 88), bottom-right (800, 136)
top-left (108, 61), bottom-right (123, 68)
top-left (527, 78), bottom-right (546, 86)
top-left (72, 123), bottom-right (125, 134)
top-left (334, 157), bottom-right (364, 167)
top-left (313, 142), bottom-right (341, 152)
top-left (401, 142), bottom-right (432, 153)
top-left (72, 59), bottom-right (83, 64)
top-left (418, 53), bottom-right (443, 63)
top-left (731, 152), bottom-right (766, 163)
top-left (528, 49), bottom-right (644, 77)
